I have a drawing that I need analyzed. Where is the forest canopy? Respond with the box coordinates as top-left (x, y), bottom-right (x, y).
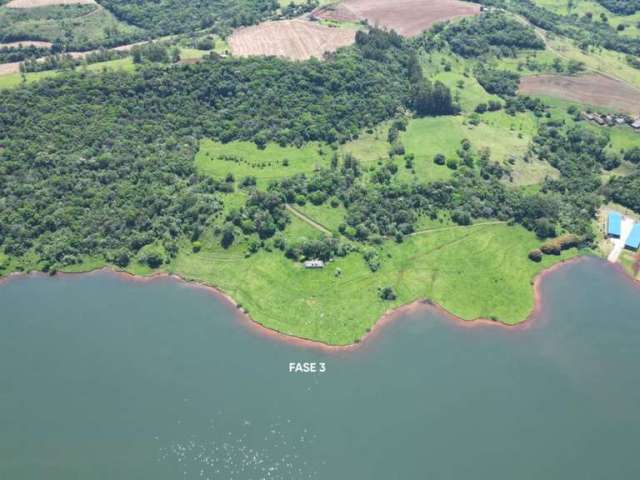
top-left (96, 0), bottom-right (279, 36)
top-left (0, 30), bottom-right (434, 270)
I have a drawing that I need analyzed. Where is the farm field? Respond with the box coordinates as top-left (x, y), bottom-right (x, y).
top-left (0, 40), bottom-right (51, 47)
top-left (519, 73), bottom-right (640, 115)
top-left (228, 19), bottom-right (357, 60)
top-left (312, 0), bottom-right (480, 37)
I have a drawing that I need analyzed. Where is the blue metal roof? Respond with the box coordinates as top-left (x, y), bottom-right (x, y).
top-left (608, 212), bottom-right (622, 236)
top-left (625, 224), bottom-right (640, 250)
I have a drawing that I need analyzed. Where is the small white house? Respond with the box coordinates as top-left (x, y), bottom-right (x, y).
top-left (304, 260), bottom-right (325, 269)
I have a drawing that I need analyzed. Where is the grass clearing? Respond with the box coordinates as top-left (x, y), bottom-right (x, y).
top-left (339, 122), bottom-right (390, 166)
top-left (533, 0), bottom-right (640, 38)
top-left (399, 112), bottom-right (538, 183)
top-left (422, 51), bottom-right (501, 113)
top-left (296, 203), bottom-right (347, 234)
top-left (0, 3), bottom-right (142, 49)
top-left (169, 223), bottom-right (576, 345)
top-left (195, 139), bottom-right (331, 189)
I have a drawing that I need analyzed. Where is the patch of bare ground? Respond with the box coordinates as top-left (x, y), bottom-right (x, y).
top-left (519, 73), bottom-right (640, 116)
top-left (5, 0), bottom-right (95, 7)
top-left (312, 0), bottom-right (480, 37)
top-left (0, 41), bottom-right (53, 49)
top-left (229, 19), bottom-right (356, 61)
top-left (0, 62), bottom-right (20, 75)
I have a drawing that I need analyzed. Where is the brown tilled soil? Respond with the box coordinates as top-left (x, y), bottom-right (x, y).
top-left (0, 41), bottom-right (53, 49)
top-left (229, 20), bottom-right (357, 61)
top-left (312, 0), bottom-right (480, 37)
top-left (0, 62), bottom-right (20, 76)
top-left (5, 0), bottom-right (95, 7)
top-left (519, 73), bottom-right (640, 115)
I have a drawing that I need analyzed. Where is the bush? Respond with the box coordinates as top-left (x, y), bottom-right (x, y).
top-left (534, 218), bottom-right (556, 239)
top-left (379, 286), bottom-right (397, 301)
top-left (192, 241), bottom-right (202, 253)
top-left (138, 245), bottom-right (166, 268)
top-left (541, 234), bottom-right (581, 255)
top-left (624, 146), bottom-right (640, 164)
top-left (475, 103), bottom-right (488, 113)
top-left (434, 153), bottom-right (446, 165)
top-left (528, 249), bottom-right (543, 262)
top-left (446, 158), bottom-right (459, 170)
top-left (451, 209), bottom-right (472, 225)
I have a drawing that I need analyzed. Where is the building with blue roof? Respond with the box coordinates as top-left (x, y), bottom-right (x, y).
top-left (625, 224), bottom-right (640, 251)
top-left (607, 212), bottom-right (622, 238)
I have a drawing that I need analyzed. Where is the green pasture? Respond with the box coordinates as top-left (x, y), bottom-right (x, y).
top-left (195, 139), bottom-right (330, 188)
top-left (168, 223), bottom-right (576, 345)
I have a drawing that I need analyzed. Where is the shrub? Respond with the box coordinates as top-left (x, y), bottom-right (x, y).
top-left (541, 234), bottom-right (581, 255)
top-left (451, 209), bottom-right (472, 225)
top-left (379, 286), bottom-right (397, 301)
top-left (475, 103), bottom-right (488, 113)
top-left (528, 249), bottom-right (543, 262)
top-left (138, 245), bottom-right (165, 268)
top-left (434, 153), bottom-right (446, 165)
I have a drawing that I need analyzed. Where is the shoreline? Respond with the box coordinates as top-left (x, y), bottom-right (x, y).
top-left (1, 255), bottom-right (637, 352)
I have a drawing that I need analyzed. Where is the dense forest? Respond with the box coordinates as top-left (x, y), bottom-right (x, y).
top-left (0, 30), bottom-right (430, 270)
top-left (96, 0), bottom-right (279, 36)
top-left (438, 13), bottom-right (544, 58)
top-left (605, 175), bottom-right (640, 213)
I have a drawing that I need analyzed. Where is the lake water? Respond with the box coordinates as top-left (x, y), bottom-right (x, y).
top-left (1, 257), bottom-right (640, 479)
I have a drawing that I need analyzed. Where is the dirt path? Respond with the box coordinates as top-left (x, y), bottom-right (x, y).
top-left (408, 221), bottom-right (508, 237)
top-left (285, 204), bottom-right (333, 235)
top-left (5, 0), bottom-right (95, 7)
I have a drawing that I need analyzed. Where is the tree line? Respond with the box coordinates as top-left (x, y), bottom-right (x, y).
top-left (96, 0), bottom-right (279, 37)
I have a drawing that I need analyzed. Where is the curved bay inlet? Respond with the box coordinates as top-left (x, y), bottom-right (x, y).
top-left (1, 257), bottom-right (640, 479)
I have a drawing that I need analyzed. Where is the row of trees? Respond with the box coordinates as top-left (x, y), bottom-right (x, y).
top-left (0, 44), bottom-right (51, 63)
top-left (19, 49), bottom-right (128, 73)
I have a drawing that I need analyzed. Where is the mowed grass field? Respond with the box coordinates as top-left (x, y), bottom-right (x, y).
top-left (167, 223), bottom-right (576, 345)
top-left (195, 139), bottom-right (331, 189)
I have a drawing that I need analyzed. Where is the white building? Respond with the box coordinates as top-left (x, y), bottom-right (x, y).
top-left (304, 260), bottom-right (325, 269)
